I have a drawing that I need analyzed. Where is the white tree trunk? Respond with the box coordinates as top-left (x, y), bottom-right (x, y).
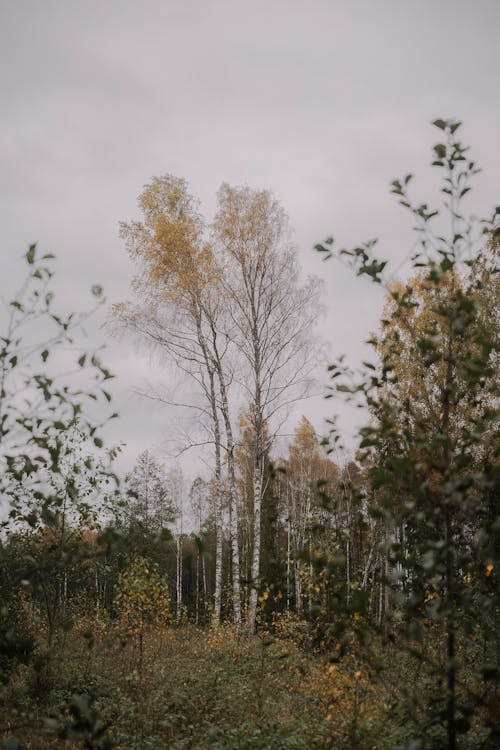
top-left (286, 515), bottom-right (291, 611)
top-left (226, 447), bottom-right (242, 628)
top-left (176, 534), bottom-right (183, 622)
top-left (202, 552), bottom-right (208, 620)
top-left (213, 353), bottom-right (241, 628)
top-left (212, 382), bottom-right (223, 626)
top-left (295, 563), bottom-right (302, 614)
top-left (248, 460), bottom-right (263, 633)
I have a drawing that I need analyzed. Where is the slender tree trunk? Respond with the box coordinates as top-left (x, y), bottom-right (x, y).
top-left (202, 553), bottom-right (208, 621)
top-left (62, 570), bottom-right (68, 616)
top-left (191, 313), bottom-right (224, 627)
top-left (176, 535), bottom-right (182, 622)
top-left (195, 549), bottom-right (200, 625)
top-left (346, 536), bottom-right (351, 603)
top-left (384, 550), bottom-right (390, 622)
top-left (176, 487), bottom-right (184, 623)
top-left (95, 570), bottom-right (100, 614)
top-left (144, 450), bottom-right (150, 531)
top-left (295, 562), bottom-right (302, 614)
top-left (248, 459), bottom-right (263, 632)
top-left (211, 376), bottom-right (224, 626)
top-left (308, 535), bottom-right (313, 617)
top-left (286, 515), bottom-right (291, 611)
top-left (378, 556), bottom-right (384, 626)
top-left (227, 463), bottom-right (242, 628)
top-left (362, 539), bottom-right (375, 591)
top-left (213, 356), bottom-right (241, 628)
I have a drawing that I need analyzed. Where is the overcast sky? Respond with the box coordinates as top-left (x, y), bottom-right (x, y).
top-left (1, 0), bottom-right (499, 479)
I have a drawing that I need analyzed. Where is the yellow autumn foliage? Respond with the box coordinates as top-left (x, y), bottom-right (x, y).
top-left (115, 557), bottom-right (172, 641)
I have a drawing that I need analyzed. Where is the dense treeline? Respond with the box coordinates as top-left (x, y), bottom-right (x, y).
top-left (0, 419), bottom-right (367, 630)
top-left (1, 120), bottom-right (499, 749)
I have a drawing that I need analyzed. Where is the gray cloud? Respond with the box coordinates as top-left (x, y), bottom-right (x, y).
top-left (1, 0), bottom-right (499, 477)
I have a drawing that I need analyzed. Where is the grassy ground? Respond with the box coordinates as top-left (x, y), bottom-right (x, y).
top-left (3, 621), bottom-right (409, 749)
top-left (5, 620), bottom-right (494, 749)
top-left (97, 627), bottom-right (329, 749)
top-left (3, 626), bottom-right (325, 749)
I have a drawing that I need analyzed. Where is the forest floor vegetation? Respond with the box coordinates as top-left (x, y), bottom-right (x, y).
top-left (1, 620), bottom-right (419, 749)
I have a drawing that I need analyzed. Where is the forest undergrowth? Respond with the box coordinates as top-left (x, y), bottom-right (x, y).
top-left (1, 618), bottom-right (426, 750)
top-left (3, 615), bottom-right (494, 750)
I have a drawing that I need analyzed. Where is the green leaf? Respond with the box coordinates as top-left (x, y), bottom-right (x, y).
top-left (26, 244), bottom-right (36, 264)
top-left (432, 118), bottom-right (447, 130)
top-left (440, 256), bottom-right (454, 272)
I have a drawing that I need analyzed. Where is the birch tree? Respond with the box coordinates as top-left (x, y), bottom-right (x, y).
top-left (213, 185), bottom-right (322, 632)
top-left (116, 176), bottom-right (241, 625)
top-left (118, 177), bottom-right (322, 631)
top-left (277, 417), bottom-right (340, 613)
